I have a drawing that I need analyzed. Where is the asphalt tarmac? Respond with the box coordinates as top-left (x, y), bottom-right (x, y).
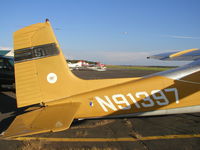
top-left (0, 68), bottom-right (200, 150)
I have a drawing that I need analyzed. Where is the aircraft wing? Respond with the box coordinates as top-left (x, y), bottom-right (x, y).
top-left (3, 102), bottom-right (81, 138)
top-left (148, 48), bottom-right (200, 61)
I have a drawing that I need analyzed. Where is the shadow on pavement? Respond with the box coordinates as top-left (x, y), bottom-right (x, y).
top-left (0, 92), bottom-right (17, 134)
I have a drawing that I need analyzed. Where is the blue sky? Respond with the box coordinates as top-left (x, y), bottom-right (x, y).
top-left (0, 0), bottom-right (200, 65)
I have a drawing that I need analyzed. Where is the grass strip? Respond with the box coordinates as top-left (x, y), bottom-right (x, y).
top-left (107, 65), bottom-right (175, 71)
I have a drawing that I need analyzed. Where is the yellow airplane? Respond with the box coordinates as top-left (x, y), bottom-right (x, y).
top-left (2, 20), bottom-right (200, 138)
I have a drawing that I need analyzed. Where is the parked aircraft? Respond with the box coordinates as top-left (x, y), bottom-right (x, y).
top-left (68, 60), bottom-right (106, 71)
top-left (67, 60), bottom-right (84, 70)
top-left (1, 20), bottom-right (199, 138)
top-left (87, 62), bottom-right (107, 71)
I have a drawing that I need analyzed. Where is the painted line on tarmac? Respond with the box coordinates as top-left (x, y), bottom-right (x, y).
top-left (12, 134), bottom-right (200, 142)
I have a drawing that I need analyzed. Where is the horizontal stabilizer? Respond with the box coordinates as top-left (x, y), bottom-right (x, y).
top-left (3, 102), bottom-right (81, 138)
top-left (148, 48), bottom-right (200, 61)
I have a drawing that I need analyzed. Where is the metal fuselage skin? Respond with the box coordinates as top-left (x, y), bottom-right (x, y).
top-left (48, 72), bottom-right (200, 119)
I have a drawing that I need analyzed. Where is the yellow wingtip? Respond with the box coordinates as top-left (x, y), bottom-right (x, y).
top-left (169, 48), bottom-right (199, 58)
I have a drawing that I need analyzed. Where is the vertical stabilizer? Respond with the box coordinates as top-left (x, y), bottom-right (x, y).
top-left (14, 21), bottom-right (78, 107)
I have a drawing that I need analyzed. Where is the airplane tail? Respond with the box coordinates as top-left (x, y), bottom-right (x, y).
top-left (14, 20), bottom-right (135, 108)
top-left (1, 20), bottom-right (84, 138)
top-left (14, 20), bottom-right (80, 108)
top-left (2, 20), bottom-right (137, 138)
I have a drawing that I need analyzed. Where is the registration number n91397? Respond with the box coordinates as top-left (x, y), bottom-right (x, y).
top-left (95, 88), bottom-right (179, 112)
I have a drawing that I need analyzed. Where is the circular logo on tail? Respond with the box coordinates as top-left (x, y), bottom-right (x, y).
top-left (47, 73), bottom-right (57, 84)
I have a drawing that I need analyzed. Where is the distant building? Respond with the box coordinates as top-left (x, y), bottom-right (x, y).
top-left (0, 50), bottom-right (14, 57)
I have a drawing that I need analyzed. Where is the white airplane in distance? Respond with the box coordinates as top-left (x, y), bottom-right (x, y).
top-left (67, 60), bottom-right (84, 70)
top-left (87, 62), bottom-right (107, 71)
